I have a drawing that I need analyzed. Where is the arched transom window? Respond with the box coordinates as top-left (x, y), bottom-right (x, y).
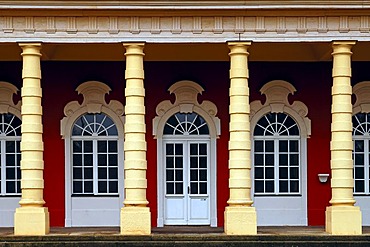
top-left (254, 113), bottom-right (300, 195)
top-left (0, 113), bottom-right (21, 195)
top-left (71, 113), bottom-right (118, 195)
top-left (353, 113), bottom-right (370, 194)
top-left (164, 112), bottom-right (209, 136)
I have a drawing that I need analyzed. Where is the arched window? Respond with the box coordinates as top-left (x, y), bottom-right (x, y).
top-left (61, 81), bottom-right (124, 227)
top-left (254, 113), bottom-right (300, 195)
top-left (164, 112), bottom-right (209, 135)
top-left (0, 113), bottom-right (21, 195)
top-left (71, 113), bottom-right (118, 195)
top-left (153, 80), bottom-right (220, 227)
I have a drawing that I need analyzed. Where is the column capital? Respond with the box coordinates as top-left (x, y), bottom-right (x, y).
top-left (227, 41), bottom-right (252, 47)
top-left (123, 42), bottom-right (145, 51)
top-left (332, 41), bottom-right (356, 46)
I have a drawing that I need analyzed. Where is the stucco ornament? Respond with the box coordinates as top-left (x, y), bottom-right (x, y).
top-left (353, 81), bottom-right (370, 114)
top-left (250, 80), bottom-right (311, 137)
top-left (153, 80), bottom-right (220, 138)
top-left (61, 81), bottom-right (124, 138)
top-left (0, 81), bottom-right (21, 118)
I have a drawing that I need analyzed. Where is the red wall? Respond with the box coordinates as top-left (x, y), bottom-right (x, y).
top-left (0, 60), bottom-right (368, 227)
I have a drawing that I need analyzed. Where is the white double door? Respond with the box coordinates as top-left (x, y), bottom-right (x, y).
top-left (164, 140), bottom-right (210, 225)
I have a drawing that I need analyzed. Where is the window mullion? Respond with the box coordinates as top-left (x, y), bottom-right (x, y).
top-left (93, 139), bottom-right (98, 195)
top-left (275, 138), bottom-right (279, 195)
top-left (1, 140), bottom-right (5, 195)
top-left (365, 139), bottom-right (369, 195)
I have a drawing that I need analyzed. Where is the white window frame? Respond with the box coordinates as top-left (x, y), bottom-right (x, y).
top-left (61, 81), bottom-right (125, 227)
top-left (153, 80), bottom-right (220, 227)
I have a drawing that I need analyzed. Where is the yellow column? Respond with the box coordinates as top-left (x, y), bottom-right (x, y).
top-left (325, 41), bottom-right (362, 235)
top-left (224, 42), bottom-right (257, 235)
top-left (14, 43), bottom-right (49, 235)
top-left (120, 43), bottom-right (151, 235)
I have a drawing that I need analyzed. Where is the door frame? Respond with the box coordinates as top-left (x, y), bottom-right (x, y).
top-left (161, 138), bottom-right (212, 225)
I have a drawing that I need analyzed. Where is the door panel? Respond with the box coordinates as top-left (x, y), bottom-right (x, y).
top-left (164, 141), bottom-right (210, 225)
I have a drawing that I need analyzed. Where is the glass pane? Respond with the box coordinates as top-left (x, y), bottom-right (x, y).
top-left (190, 170), bottom-right (198, 181)
top-left (355, 180), bottom-right (365, 193)
top-left (175, 182), bottom-right (183, 194)
top-left (190, 157), bottom-right (198, 168)
top-left (190, 144), bottom-right (197, 155)
top-left (166, 170), bottom-right (174, 181)
top-left (109, 167), bottom-right (118, 179)
top-left (279, 140), bottom-right (288, 152)
top-left (109, 181), bottom-right (118, 193)
top-left (166, 157), bottom-right (174, 168)
top-left (6, 168), bottom-right (15, 179)
top-left (84, 154), bottom-right (93, 166)
top-left (355, 140), bottom-right (364, 152)
top-left (290, 167), bottom-right (299, 179)
top-left (84, 141), bottom-right (93, 152)
top-left (265, 181), bottom-right (274, 193)
top-left (6, 154), bottom-right (15, 166)
top-left (84, 181), bottom-right (93, 193)
top-left (265, 154), bottom-right (274, 166)
top-left (200, 182), bottom-right (207, 194)
top-left (166, 183), bottom-right (174, 194)
top-left (199, 144), bottom-right (207, 155)
top-left (279, 154), bottom-right (288, 166)
top-left (190, 182), bottom-right (198, 194)
top-left (98, 181), bottom-right (107, 193)
top-left (254, 141), bottom-right (263, 152)
top-left (175, 170), bottom-right (183, 181)
top-left (108, 141), bottom-right (117, 152)
top-left (355, 154), bottom-right (364, 165)
top-left (290, 181), bottom-right (299, 192)
top-left (255, 167), bottom-right (263, 179)
top-left (73, 154), bottom-right (82, 166)
top-left (6, 141), bottom-right (15, 153)
top-left (84, 168), bottom-right (93, 179)
top-left (6, 181), bottom-right (15, 193)
top-left (200, 170), bottom-right (207, 181)
top-left (255, 154), bottom-right (263, 166)
top-left (98, 141), bottom-right (107, 152)
top-left (265, 167), bottom-right (274, 179)
top-left (175, 144), bottom-right (183, 155)
top-left (166, 144), bottom-right (174, 155)
top-left (98, 154), bottom-right (107, 166)
top-left (175, 157), bottom-right (183, 168)
top-left (290, 154), bottom-right (299, 166)
top-left (73, 181), bottom-right (82, 193)
top-left (265, 141), bottom-right (274, 152)
top-left (98, 167), bottom-right (107, 179)
top-left (73, 141), bottom-right (82, 153)
top-left (199, 157), bottom-right (207, 168)
top-left (73, 168), bottom-right (82, 179)
top-left (279, 167), bottom-right (288, 179)
top-left (290, 141), bottom-right (299, 152)
top-left (255, 180), bottom-right (264, 193)
top-left (109, 154), bottom-right (117, 166)
top-left (279, 181), bottom-right (288, 193)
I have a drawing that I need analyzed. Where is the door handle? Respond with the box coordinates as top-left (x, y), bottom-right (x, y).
top-left (188, 186), bottom-right (190, 194)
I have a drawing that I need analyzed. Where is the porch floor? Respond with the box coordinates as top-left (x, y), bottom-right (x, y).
top-left (1, 226), bottom-right (370, 246)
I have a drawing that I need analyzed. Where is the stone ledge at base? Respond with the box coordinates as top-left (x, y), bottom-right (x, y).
top-left (1, 234), bottom-right (370, 246)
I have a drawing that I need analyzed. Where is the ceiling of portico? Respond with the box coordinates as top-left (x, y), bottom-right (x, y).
top-left (2, 42), bottom-right (370, 62)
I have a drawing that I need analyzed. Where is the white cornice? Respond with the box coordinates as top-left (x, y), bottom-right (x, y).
top-left (1, 1), bottom-right (370, 10)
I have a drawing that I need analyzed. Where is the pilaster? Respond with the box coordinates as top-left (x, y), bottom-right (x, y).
top-left (325, 41), bottom-right (362, 235)
top-left (120, 43), bottom-right (151, 235)
top-left (224, 42), bottom-right (257, 235)
top-left (14, 43), bottom-right (49, 235)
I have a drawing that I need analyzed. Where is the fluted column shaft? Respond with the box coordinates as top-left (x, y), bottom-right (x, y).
top-left (120, 43), bottom-right (151, 235)
top-left (325, 41), bottom-right (362, 235)
top-left (224, 42), bottom-right (256, 235)
top-left (14, 43), bottom-right (49, 235)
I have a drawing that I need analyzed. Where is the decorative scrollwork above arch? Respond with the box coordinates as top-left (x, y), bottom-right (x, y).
top-left (250, 80), bottom-right (311, 138)
top-left (60, 81), bottom-right (124, 138)
top-left (0, 81), bottom-right (21, 119)
top-left (153, 80), bottom-right (220, 138)
top-left (353, 81), bottom-right (370, 114)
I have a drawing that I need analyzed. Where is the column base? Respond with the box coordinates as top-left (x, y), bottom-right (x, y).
top-left (14, 207), bottom-right (50, 235)
top-left (325, 206), bottom-right (362, 235)
top-left (121, 206), bottom-right (151, 235)
top-left (224, 206), bottom-right (257, 235)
